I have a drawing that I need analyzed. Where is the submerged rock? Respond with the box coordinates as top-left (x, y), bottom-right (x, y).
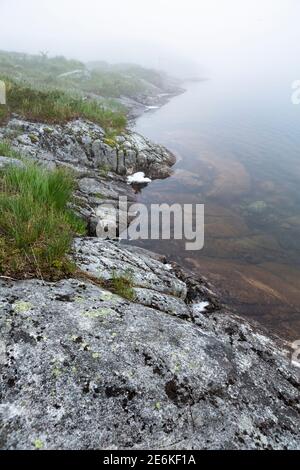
top-left (246, 200), bottom-right (268, 214)
top-left (0, 239), bottom-right (299, 450)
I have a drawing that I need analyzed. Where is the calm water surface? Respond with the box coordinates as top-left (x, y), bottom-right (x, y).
top-left (132, 75), bottom-right (300, 340)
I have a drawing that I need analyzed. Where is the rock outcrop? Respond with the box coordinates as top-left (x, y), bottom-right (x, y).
top-left (0, 118), bottom-right (176, 233)
top-left (0, 117), bottom-right (299, 450)
top-left (0, 238), bottom-right (299, 450)
top-left (0, 118), bottom-right (175, 179)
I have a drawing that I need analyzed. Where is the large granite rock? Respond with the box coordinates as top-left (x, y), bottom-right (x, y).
top-left (0, 239), bottom-right (299, 450)
top-left (0, 118), bottom-right (175, 179)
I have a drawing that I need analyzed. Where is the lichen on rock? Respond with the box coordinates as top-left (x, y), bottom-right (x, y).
top-left (0, 240), bottom-right (299, 449)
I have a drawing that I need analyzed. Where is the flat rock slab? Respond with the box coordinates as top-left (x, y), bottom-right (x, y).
top-left (0, 239), bottom-right (299, 449)
top-left (73, 238), bottom-right (188, 300)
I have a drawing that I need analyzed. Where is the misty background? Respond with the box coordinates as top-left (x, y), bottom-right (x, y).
top-left (1, 0), bottom-right (300, 81)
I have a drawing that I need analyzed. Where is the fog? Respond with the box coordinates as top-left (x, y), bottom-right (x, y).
top-left (1, 0), bottom-right (300, 79)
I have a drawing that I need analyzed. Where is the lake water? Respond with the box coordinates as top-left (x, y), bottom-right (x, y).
top-left (131, 73), bottom-right (300, 340)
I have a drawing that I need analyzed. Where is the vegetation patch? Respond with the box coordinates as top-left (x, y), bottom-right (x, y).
top-left (0, 50), bottom-right (169, 128)
top-left (0, 140), bottom-right (21, 158)
top-left (0, 160), bottom-right (86, 279)
top-left (108, 270), bottom-right (135, 301)
top-left (0, 77), bottom-right (127, 131)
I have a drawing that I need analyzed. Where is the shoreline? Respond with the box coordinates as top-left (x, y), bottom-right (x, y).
top-left (0, 99), bottom-right (300, 449)
top-left (130, 84), bottom-right (300, 343)
top-left (123, 83), bottom-right (186, 124)
top-left (1, 87), bottom-right (295, 345)
top-left (0, 89), bottom-right (295, 345)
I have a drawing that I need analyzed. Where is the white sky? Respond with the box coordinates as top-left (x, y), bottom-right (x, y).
top-left (0, 0), bottom-right (300, 77)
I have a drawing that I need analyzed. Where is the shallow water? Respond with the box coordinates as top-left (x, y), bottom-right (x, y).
top-left (132, 76), bottom-right (300, 340)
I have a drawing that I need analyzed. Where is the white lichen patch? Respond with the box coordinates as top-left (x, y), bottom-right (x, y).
top-left (253, 332), bottom-right (273, 347)
top-left (237, 414), bottom-right (255, 434)
top-left (0, 403), bottom-right (24, 420)
top-left (0, 340), bottom-right (6, 365)
top-left (164, 264), bottom-right (173, 271)
top-left (235, 352), bottom-right (253, 373)
top-left (192, 301), bottom-right (209, 314)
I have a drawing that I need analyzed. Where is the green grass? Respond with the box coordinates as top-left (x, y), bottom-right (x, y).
top-left (78, 69), bottom-right (145, 98)
top-left (0, 50), bottom-right (171, 132)
top-left (0, 77), bottom-right (127, 131)
top-left (109, 270), bottom-right (135, 301)
top-left (0, 161), bottom-right (86, 279)
top-left (0, 51), bottom-right (157, 98)
top-left (0, 50), bottom-right (85, 85)
top-left (0, 140), bottom-right (21, 158)
top-left (0, 50), bottom-right (166, 103)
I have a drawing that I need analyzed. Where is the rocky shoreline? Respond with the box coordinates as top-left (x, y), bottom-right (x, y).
top-left (0, 110), bottom-right (300, 449)
top-left (119, 77), bottom-right (185, 122)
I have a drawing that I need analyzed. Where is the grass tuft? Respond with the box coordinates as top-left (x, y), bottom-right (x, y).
top-left (0, 161), bottom-right (86, 279)
top-left (109, 270), bottom-right (135, 301)
top-left (0, 140), bottom-right (21, 158)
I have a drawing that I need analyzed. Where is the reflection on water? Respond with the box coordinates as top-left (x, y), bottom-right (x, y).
top-left (130, 78), bottom-right (300, 340)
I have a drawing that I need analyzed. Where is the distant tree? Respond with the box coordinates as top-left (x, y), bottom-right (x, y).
top-left (39, 51), bottom-right (49, 62)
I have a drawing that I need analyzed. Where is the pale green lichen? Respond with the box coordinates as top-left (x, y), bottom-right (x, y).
top-left (79, 342), bottom-right (90, 351)
top-left (92, 352), bottom-right (100, 359)
top-left (124, 370), bottom-right (134, 378)
top-left (34, 439), bottom-right (44, 450)
top-left (155, 402), bottom-right (161, 410)
top-left (82, 307), bottom-right (115, 319)
top-left (29, 134), bottom-right (39, 143)
top-left (52, 366), bottom-right (62, 378)
top-left (74, 296), bottom-right (85, 303)
top-left (13, 301), bottom-right (33, 313)
top-left (100, 291), bottom-right (115, 301)
top-left (71, 335), bottom-right (80, 342)
top-left (172, 362), bottom-right (181, 374)
top-left (43, 127), bottom-right (54, 133)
